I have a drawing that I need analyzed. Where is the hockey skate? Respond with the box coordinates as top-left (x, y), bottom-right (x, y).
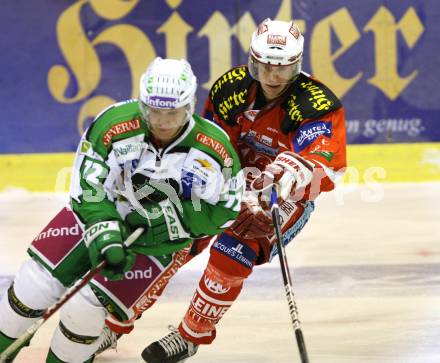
top-left (94, 326), bottom-right (120, 356)
top-left (141, 326), bottom-right (198, 363)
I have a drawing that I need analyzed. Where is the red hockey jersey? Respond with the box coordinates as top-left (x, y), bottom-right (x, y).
top-left (203, 66), bottom-right (346, 200)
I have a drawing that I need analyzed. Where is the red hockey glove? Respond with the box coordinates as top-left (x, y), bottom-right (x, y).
top-left (251, 151), bottom-right (314, 202)
top-left (230, 192), bottom-right (274, 239)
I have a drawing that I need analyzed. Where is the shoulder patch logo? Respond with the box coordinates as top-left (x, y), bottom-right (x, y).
top-left (102, 119), bottom-right (141, 146)
top-left (195, 132), bottom-right (233, 167)
top-left (293, 121), bottom-right (332, 152)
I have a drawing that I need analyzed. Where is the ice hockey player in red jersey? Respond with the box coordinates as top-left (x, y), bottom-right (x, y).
top-left (140, 18), bottom-right (347, 363)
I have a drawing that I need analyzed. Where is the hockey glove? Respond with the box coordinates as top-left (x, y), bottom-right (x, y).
top-left (125, 199), bottom-right (190, 246)
top-left (132, 171), bottom-right (180, 204)
top-left (251, 151), bottom-right (314, 203)
top-left (83, 221), bottom-right (136, 281)
top-left (230, 192), bottom-right (274, 239)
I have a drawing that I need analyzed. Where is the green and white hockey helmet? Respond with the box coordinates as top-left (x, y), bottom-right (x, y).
top-left (139, 57), bottom-right (197, 124)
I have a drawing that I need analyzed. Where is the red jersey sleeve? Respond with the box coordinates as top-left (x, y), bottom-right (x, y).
top-left (291, 106), bottom-right (347, 197)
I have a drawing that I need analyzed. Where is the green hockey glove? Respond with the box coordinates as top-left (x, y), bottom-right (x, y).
top-left (83, 221), bottom-right (136, 280)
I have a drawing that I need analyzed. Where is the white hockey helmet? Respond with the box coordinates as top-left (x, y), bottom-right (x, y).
top-left (139, 57), bottom-right (197, 126)
top-left (248, 19), bottom-right (304, 84)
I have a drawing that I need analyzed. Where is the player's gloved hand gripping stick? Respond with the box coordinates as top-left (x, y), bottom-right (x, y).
top-left (270, 188), bottom-right (310, 363)
top-left (0, 227), bottom-right (144, 363)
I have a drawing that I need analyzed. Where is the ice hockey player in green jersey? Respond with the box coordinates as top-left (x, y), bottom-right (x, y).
top-left (0, 57), bottom-right (243, 363)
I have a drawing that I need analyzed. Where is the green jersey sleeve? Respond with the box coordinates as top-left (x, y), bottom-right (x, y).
top-left (177, 114), bottom-right (244, 237)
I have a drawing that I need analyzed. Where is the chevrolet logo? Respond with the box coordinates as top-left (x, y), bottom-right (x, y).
top-left (195, 158), bottom-right (214, 170)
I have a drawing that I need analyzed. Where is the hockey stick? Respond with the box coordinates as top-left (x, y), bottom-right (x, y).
top-left (270, 188), bottom-right (310, 363)
top-left (0, 227), bottom-right (144, 363)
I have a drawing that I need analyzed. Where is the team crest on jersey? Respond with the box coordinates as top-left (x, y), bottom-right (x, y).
top-left (102, 119), bottom-right (141, 146)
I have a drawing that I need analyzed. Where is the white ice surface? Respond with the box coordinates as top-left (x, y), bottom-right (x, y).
top-left (0, 183), bottom-right (439, 362)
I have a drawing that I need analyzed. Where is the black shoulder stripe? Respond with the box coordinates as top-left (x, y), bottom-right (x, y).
top-left (281, 74), bottom-right (342, 134)
top-left (209, 66), bottom-right (254, 126)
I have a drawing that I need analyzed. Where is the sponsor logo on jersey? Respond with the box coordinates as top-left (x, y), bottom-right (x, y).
top-left (300, 81), bottom-right (334, 111)
top-left (309, 137), bottom-right (334, 158)
top-left (293, 121), bottom-right (332, 152)
top-left (217, 89), bottom-right (248, 122)
top-left (310, 151), bottom-right (334, 161)
top-left (163, 204), bottom-right (180, 239)
top-left (196, 132), bottom-right (233, 167)
top-left (80, 140), bottom-right (92, 154)
top-left (102, 119), bottom-right (141, 146)
top-left (231, 243), bottom-right (244, 254)
top-left (287, 94), bottom-right (304, 122)
top-left (190, 289), bottom-right (231, 320)
top-left (157, 199), bottom-right (189, 240)
top-left (181, 170), bottom-right (207, 199)
top-left (125, 267), bottom-right (153, 280)
top-left (203, 276), bottom-right (230, 294)
top-left (279, 200), bottom-right (297, 218)
top-left (243, 131), bottom-right (278, 156)
top-left (242, 110), bottom-right (259, 122)
top-left (260, 135), bottom-right (273, 146)
top-left (113, 142), bottom-right (143, 163)
top-left (195, 158), bottom-right (215, 171)
top-left (134, 248), bottom-right (189, 313)
top-left (211, 67), bottom-right (247, 98)
top-left (83, 221), bottom-right (120, 246)
top-left (103, 267), bottom-right (153, 282)
top-left (209, 66), bottom-right (248, 120)
top-left (34, 224), bottom-right (81, 241)
top-left (213, 234), bottom-right (256, 269)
